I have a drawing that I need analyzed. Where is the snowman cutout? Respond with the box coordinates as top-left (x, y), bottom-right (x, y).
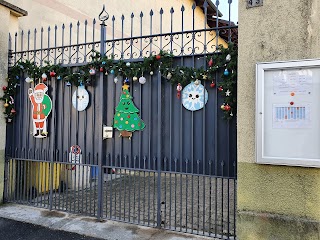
top-left (72, 85), bottom-right (89, 111)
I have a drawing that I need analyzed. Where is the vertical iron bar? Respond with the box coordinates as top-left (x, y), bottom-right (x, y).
top-left (170, 8), bottom-right (174, 54)
top-left (49, 150), bottom-right (55, 210)
top-left (84, 20), bottom-right (88, 62)
top-left (40, 27), bottom-right (43, 65)
top-left (215, 0), bottom-right (220, 49)
top-left (112, 16), bottom-right (115, 57)
top-left (20, 30), bottom-right (23, 55)
top-left (202, 1), bottom-right (209, 235)
top-left (92, 18), bottom-right (96, 52)
top-left (61, 24), bottom-right (65, 64)
top-left (54, 25), bottom-right (57, 64)
top-left (97, 17), bottom-right (107, 220)
top-left (149, 10), bottom-right (153, 55)
top-left (121, 15), bottom-right (124, 59)
top-left (139, 12), bottom-right (143, 58)
top-left (14, 32), bottom-right (17, 64)
top-left (47, 26), bottom-right (50, 63)
top-left (228, 0), bottom-right (232, 42)
top-left (76, 21), bottom-right (80, 63)
top-left (156, 66), bottom-right (162, 228)
top-left (69, 23), bottom-right (72, 63)
top-left (27, 30), bottom-right (30, 60)
top-left (130, 13), bottom-right (134, 59)
top-left (160, 8), bottom-right (163, 50)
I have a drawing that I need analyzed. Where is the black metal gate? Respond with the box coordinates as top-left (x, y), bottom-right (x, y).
top-left (4, 1), bottom-right (237, 239)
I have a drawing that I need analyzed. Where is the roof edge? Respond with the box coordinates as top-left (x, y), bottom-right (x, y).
top-left (0, 0), bottom-right (27, 17)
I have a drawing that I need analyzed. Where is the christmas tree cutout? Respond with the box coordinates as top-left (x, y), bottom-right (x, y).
top-left (113, 84), bottom-right (145, 138)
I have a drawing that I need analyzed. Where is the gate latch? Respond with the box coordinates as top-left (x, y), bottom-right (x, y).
top-left (103, 125), bottom-right (113, 139)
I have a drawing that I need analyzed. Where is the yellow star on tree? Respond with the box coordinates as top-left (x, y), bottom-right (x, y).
top-left (122, 84), bottom-right (129, 90)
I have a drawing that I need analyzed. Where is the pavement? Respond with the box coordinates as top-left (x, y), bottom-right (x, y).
top-left (0, 204), bottom-right (213, 240)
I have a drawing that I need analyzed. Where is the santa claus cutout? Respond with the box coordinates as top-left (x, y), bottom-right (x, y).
top-left (28, 83), bottom-right (52, 138)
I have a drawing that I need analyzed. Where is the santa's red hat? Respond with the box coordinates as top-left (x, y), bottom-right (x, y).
top-left (34, 83), bottom-right (48, 93)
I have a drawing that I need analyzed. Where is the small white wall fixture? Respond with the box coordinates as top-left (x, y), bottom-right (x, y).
top-left (256, 59), bottom-right (320, 168)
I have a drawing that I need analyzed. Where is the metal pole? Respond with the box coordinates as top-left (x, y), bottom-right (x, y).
top-left (97, 5), bottom-right (108, 221)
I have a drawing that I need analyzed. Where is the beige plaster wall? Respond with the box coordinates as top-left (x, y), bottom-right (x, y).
top-left (0, 4), bottom-right (21, 203)
top-left (238, 0), bottom-right (320, 239)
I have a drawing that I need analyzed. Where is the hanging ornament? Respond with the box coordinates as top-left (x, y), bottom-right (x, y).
top-left (124, 77), bottom-right (130, 84)
top-left (25, 77), bottom-right (33, 83)
top-left (2, 86), bottom-right (6, 91)
top-left (110, 69), bottom-right (115, 74)
top-left (225, 89), bottom-right (231, 96)
top-left (202, 74), bottom-right (208, 80)
top-left (42, 73), bottom-right (47, 81)
top-left (208, 57), bottom-right (213, 67)
top-left (105, 71), bottom-right (108, 76)
top-left (9, 96), bottom-right (14, 105)
top-left (28, 83), bottom-right (52, 138)
top-left (113, 84), bottom-right (145, 139)
top-left (194, 79), bottom-right (200, 85)
top-left (150, 71), bottom-right (154, 76)
top-left (4, 100), bottom-right (9, 108)
top-left (221, 104), bottom-right (226, 110)
top-left (224, 104), bottom-right (231, 111)
top-left (100, 67), bottom-right (104, 72)
top-left (156, 54), bottom-right (161, 60)
top-left (72, 85), bottom-right (90, 111)
top-left (182, 82), bottom-right (208, 111)
top-left (89, 68), bottom-right (96, 75)
top-left (230, 112), bottom-right (234, 117)
top-left (15, 76), bottom-right (19, 80)
top-left (49, 71), bottom-right (56, 77)
top-left (66, 81), bottom-right (72, 86)
top-left (218, 86), bottom-right (224, 92)
top-left (126, 62), bottom-right (131, 67)
top-left (226, 54), bottom-right (231, 62)
top-left (133, 76), bottom-right (138, 81)
top-left (176, 83), bottom-right (183, 99)
top-left (10, 109), bottom-right (16, 114)
top-left (166, 72), bottom-right (172, 80)
top-left (210, 81), bottom-right (216, 88)
top-left (139, 76), bottom-right (146, 84)
top-left (114, 77), bottom-right (119, 84)
top-left (57, 76), bottom-right (62, 80)
top-left (224, 69), bottom-right (229, 76)
top-left (85, 80), bottom-right (92, 86)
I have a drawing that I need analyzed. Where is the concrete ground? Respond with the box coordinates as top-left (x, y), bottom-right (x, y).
top-left (0, 204), bottom-right (218, 240)
top-left (0, 217), bottom-right (99, 240)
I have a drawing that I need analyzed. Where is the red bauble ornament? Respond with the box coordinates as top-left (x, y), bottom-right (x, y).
top-left (290, 101), bottom-right (294, 105)
top-left (224, 104), bottom-right (231, 111)
top-left (100, 67), bottom-right (104, 72)
top-left (210, 82), bottom-right (216, 88)
top-left (11, 109), bottom-right (16, 114)
top-left (208, 58), bottom-right (213, 67)
top-left (49, 71), bottom-right (56, 77)
top-left (218, 86), bottom-right (223, 92)
top-left (156, 55), bottom-right (161, 60)
top-left (2, 86), bottom-right (7, 91)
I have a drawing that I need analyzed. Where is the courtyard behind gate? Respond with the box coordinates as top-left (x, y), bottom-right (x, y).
top-left (4, 1), bottom-right (237, 239)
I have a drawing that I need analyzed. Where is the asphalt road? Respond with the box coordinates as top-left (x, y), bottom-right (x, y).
top-left (0, 217), bottom-right (102, 240)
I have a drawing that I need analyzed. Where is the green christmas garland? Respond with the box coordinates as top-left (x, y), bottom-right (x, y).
top-left (2, 43), bottom-right (237, 122)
